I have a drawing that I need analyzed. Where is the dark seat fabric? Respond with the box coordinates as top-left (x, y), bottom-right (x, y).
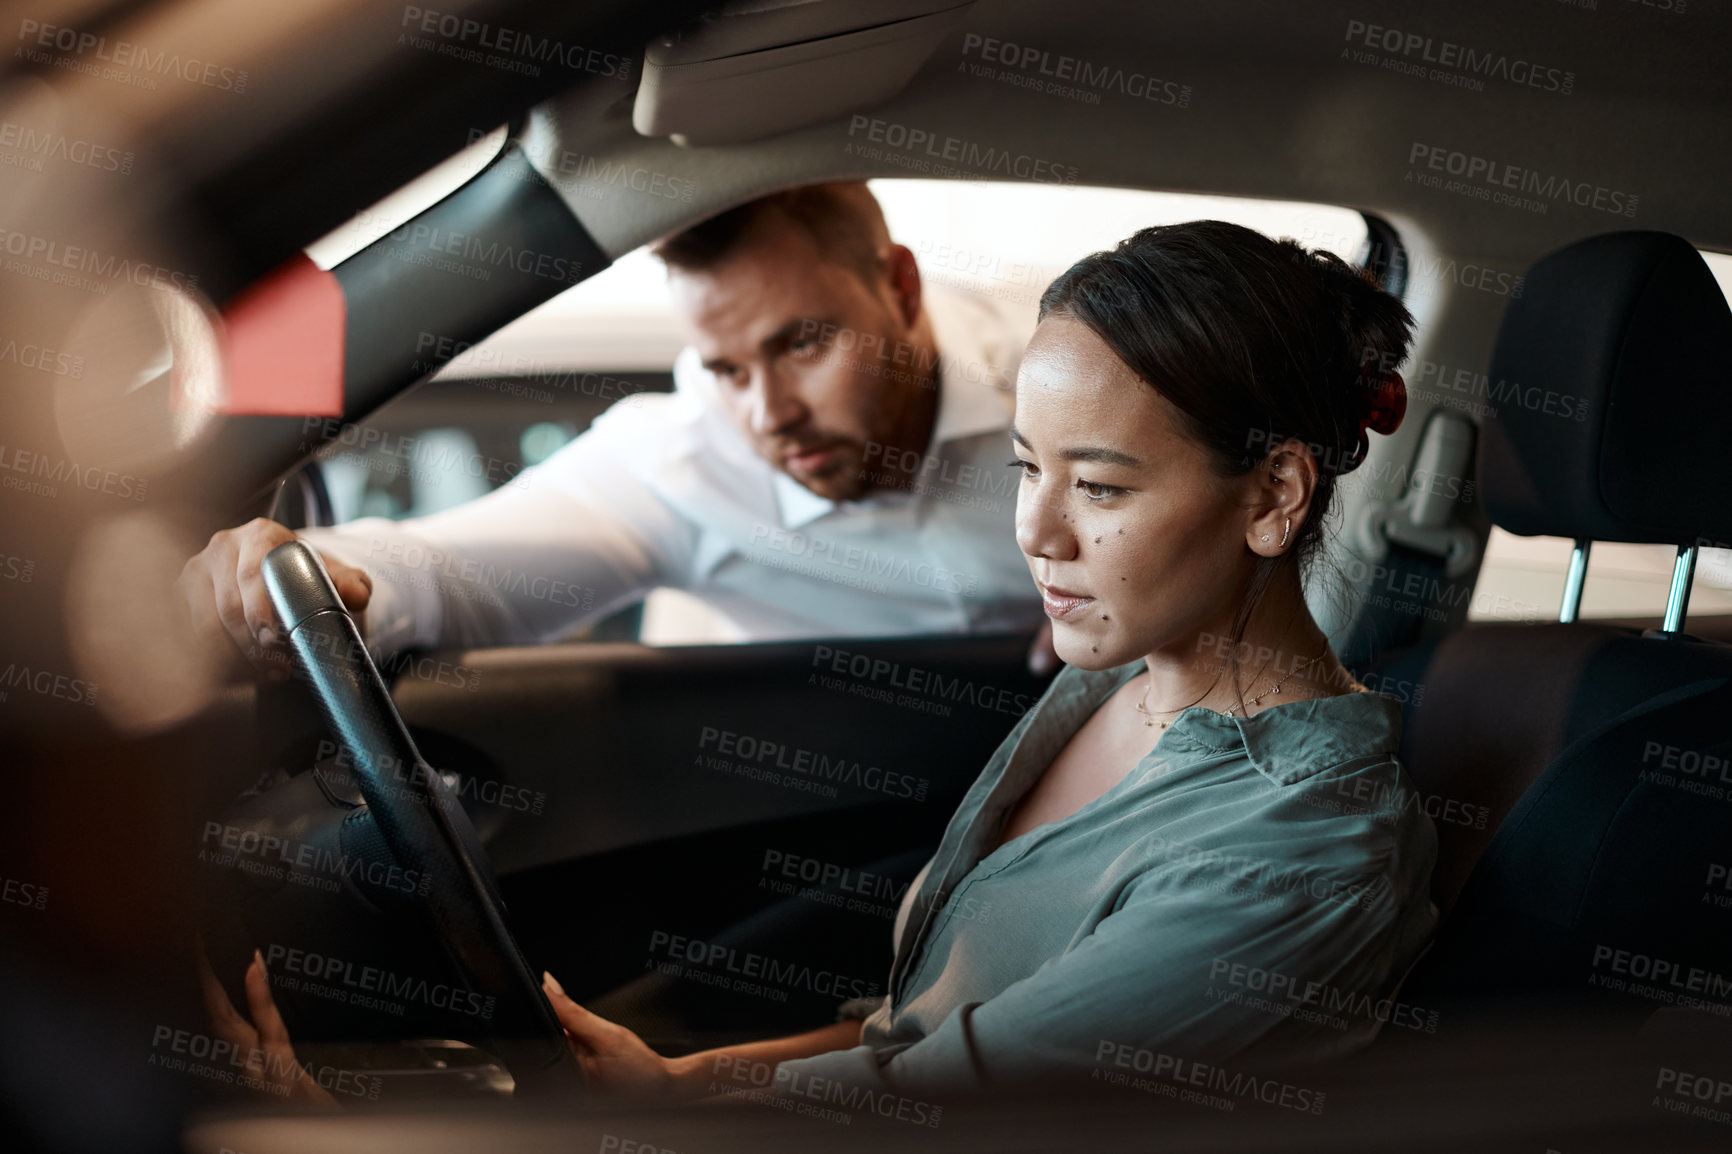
top-left (1480, 230), bottom-right (1732, 546)
top-left (1355, 231), bottom-right (1732, 1019)
top-left (1398, 672), bottom-right (1732, 1020)
top-left (1369, 624), bottom-right (1732, 922)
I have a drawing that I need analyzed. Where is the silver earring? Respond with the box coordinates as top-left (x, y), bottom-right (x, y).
top-left (1278, 517), bottom-right (1291, 549)
top-left (1260, 534), bottom-right (1270, 542)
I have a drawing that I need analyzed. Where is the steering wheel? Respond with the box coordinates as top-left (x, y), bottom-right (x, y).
top-left (260, 540), bottom-right (579, 1095)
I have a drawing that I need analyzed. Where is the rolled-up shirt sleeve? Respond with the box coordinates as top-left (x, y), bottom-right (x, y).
top-left (301, 400), bottom-right (698, 654)
top-left (775, 853), bottom-right (1414, 1099)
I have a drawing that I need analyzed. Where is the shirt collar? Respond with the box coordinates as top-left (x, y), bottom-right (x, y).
top-left (771, 287), bottom-right (1020, 529)
top-left (1091, 661), bottom-right (1404, 786)
top-left (772, 468), bottom-right (835, 528)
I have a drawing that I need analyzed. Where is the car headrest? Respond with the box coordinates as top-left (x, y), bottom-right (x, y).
top-left (1480, 231), bottom-right (1732, 545)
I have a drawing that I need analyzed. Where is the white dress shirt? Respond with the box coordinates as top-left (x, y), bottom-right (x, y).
top-left (301, 287), bottom-right (1044, 653)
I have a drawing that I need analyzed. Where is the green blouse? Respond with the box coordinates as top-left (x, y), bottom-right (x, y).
top-left (774, 657), bottom-right (1439, 1098)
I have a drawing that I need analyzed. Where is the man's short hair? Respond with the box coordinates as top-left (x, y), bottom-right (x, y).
top-left (653, 182), bottom-right (891, 286)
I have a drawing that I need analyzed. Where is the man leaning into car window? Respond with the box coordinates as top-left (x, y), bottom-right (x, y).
top-left (179, 183), bottom-right (1051, 669)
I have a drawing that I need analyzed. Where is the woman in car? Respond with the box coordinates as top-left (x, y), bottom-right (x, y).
top-left (221, 219), bottom-right (1437, 1107)
top-left (535, 219), bottom-right (1439, 1102)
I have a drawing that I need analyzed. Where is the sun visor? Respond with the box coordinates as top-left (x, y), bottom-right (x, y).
top-left (633, 0), bottom-right (975, 147)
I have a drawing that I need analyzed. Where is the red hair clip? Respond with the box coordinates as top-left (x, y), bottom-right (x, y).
top-left (1361, 369), bottom-right (1407, 437)
top-left (1342, 370), bottom-right (1406, 473)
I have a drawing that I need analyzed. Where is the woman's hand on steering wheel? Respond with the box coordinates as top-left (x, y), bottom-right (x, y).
top-left (541, 971), bottom-right (686, 1102)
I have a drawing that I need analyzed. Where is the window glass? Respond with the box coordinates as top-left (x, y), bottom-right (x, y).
top-left (321, 181), bottom-right (1370, 642)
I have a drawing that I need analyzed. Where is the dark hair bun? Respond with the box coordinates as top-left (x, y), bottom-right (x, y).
top-left (1298, 248), bottom-right (1414, 473)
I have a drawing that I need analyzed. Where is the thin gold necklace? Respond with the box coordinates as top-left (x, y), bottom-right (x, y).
top-left (1133, 675), bottom-right (1214, 729)
top-left (1222, 642), bottom-right (1331, 718)
top-left (1135, 641), bottom-right (1332, 727)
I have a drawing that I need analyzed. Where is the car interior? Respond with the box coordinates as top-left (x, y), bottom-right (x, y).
top-left (3, 1), bottom-right (1731, 1151)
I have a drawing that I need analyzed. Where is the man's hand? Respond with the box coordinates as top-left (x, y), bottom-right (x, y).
top-left (178, 517), bottom-right (372, 678)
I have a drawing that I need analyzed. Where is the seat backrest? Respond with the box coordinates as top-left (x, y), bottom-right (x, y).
top-left (1367, 231), bottom-right (1732, 1015)
top-left (1404, 671), bottom-right (1732, 1018)
top-left (1374, 622), bottom-right (1732, 920)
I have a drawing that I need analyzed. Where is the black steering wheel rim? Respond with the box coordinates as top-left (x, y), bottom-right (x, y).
top-left (260, 539), bottom-right (578, 1093)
